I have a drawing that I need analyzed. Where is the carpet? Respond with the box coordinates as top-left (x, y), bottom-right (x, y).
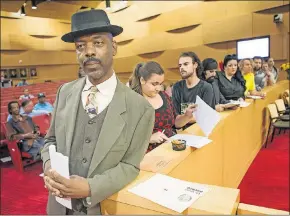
top-left (0, 162), bottom-right (48, 215)
top-left (238, 131), bottom-right (289, 211)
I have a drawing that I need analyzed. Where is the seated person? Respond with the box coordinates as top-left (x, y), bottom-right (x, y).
top-left (19, 89), bottom-right (35, 100)
top-left (239, 58), bottom-right (266, 98)
top-left (202, 58), bottom-right (238, 112)
top-left (17, 79), bottom-right (29, 87)
top-left (172, 52), bottom-right (213, 127)
top-left (130, 61), bottom-right (196, 152)
top-left (216, 54), bottom-right (246, 101)
top-left (6, 101), bottom-right (45, 160)
top-left (7, 100), bottom-right (50, 121)
top-left (34, 93), bottom-right (54, 113)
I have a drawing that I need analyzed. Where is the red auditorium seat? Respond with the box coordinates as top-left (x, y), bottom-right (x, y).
top-left (2, 122), bottom-right (38, 172)
top-left (1, 106), bottom-right (8, 115)
top-left (32, 114), bottom-right (51, 136)
top-left (1, 113), bottom-right (8, 123)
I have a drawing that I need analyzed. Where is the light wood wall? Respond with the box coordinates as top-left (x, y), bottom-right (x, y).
top-left (1, 1), bottom-right (289, 83)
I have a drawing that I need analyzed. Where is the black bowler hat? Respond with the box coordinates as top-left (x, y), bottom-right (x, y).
top-left (61, 9), bottom-right (123, 43)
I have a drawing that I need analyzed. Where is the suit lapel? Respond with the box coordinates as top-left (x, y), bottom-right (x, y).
top-left (65, 78), bottom-right (86, 155)
top-left (88, 81), bottom-right (126, 176)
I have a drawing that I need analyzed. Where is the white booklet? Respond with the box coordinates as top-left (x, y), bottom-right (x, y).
top-left (49, 145), bottom-right (72, 209)
top-left (128, 174), bottom-right (209, 213)
top-left (169, 134), bottom-right (212, 149)
top-left (194, 96), bottom-right (221, 137)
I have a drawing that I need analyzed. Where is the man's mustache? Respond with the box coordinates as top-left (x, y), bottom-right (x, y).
top-left (83, 57), bottom-right (102, 66)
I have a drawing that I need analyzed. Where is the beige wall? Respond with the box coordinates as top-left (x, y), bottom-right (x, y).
top-left (1, 1), bottom-right (289, 83)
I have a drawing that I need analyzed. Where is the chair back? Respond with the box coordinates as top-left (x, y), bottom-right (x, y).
top-left (267, 104), bottom-right (279, 120)
top-left (32, 114), bottom-right (51, 136)
top-left (275, 99), bottom-right (286, 112)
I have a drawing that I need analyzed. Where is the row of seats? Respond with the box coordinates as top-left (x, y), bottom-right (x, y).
top-left (265, 90), bottom-right (290, 146)
top-left (0, 81), bottom-right (66, 170)
top-left (0, 114), bottom-right (51, 172)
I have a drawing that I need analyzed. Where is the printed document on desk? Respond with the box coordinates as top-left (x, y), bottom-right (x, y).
top-left (169, 134), bottom-right (212, 148)
top-left (194, 96), bottom-right (221, 137)
top-left (128, 173), bottom-right (209, 213)
top-left (49, 145), bottom-right (72, 209)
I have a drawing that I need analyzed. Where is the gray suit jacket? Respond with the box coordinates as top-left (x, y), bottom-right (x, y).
top-left (41, 77), bottom-right (154, 215)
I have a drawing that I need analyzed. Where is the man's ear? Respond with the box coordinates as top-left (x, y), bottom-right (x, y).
top-left (112, 40), bottom-right (117, 56)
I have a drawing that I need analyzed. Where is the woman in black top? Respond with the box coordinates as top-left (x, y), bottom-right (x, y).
top-left (216, 54), bottom-right (246, 101)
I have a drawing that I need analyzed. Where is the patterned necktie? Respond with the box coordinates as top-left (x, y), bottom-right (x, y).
top-left (85, 86), bottom-right (98, 118)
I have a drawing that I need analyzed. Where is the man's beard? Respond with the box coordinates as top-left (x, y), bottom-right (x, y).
top-left (206, 76), bottom-right (215, 83)
top-left (254, 66), bottom-right (261, 71)
top-left (181, 71), bottom-right (194, 79)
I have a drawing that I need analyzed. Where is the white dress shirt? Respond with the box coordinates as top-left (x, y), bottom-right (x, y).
top-left (82, 73), bottom-right (117, 114)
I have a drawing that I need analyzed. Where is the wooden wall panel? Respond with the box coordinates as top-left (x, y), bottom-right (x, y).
top-left (1, 1), bottom-right (289, 83)
top-left (148, 2), bottom-right (202, 33)
top-left (250, 1), bottom-right (284, 12)
top-left (253, 11), bottom-right (289, 37)
top-left (270, 34), bottom-right (286, 60)
top-left (1, 51), bottom-right (31, 67)
top-left (203, 14), bottom-right (253, 45)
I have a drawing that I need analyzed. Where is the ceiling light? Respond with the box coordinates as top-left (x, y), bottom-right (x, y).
top-left (20, 5), bottom-right (26, 16)
top-left (31, 0), bottom-right (37, 9)
top-left (105, 0), bottom-right (111, 9)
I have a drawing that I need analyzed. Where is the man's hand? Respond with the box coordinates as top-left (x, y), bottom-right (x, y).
top-left (44, 161), bottom-right (62, 197)
top-left (23, 132), bottom-right (35, 139)
top-left (215, 104), bottom-right (225, 112)
top-left (184, 104), bottom-right (198, 118)
top-left (45, 170), bottom-right (91, 199)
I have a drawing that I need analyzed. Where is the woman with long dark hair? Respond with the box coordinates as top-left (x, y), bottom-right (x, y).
top-left (216, 54), bottom-right (246, 101)
top-left (129, 61), bottom-right (192, 152)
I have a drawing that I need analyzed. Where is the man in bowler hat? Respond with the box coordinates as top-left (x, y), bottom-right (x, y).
top-left (41, 9), bottom-right (155, 215)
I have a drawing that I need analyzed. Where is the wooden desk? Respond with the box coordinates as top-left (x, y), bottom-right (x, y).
top-left (101, 171), bottom-right (240, 215)
top-left (140, 81), bottom-right (289, 188)
top-left (100, 81), bottom-right (288, 214)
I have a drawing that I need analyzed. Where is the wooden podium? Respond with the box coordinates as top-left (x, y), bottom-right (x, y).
top-left (100, 81), bottom-right (289, 215)
top-left (101, 171), bottom-right (240, 215)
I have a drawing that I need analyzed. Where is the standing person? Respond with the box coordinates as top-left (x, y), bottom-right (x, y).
top-left (172, 52), bottom-right (213, 127)
top-left (130, 61), bottom-right (195, 152)
top-left (41, 9), bottom-right (155, 215)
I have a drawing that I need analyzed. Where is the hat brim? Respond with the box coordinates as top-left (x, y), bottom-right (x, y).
top-left (61, 25), bottom-right (123, 43)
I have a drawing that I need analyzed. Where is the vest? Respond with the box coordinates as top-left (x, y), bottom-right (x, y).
top-left (68, 100), bottom-right (108, 214)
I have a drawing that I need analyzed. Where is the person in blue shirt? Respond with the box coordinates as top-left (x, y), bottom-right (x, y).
top-left (7, 99), bottom-right (51, 121)
top-left (17, 79), bottom-right (29, 87)
top-left (33, 93), bottom-right (54, 113)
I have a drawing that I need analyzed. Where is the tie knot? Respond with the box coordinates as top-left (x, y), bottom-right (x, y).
top-left (90, 86), bottom-right (98, 93)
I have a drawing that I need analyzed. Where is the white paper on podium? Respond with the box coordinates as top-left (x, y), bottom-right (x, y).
top-left (194, 96), bottom-right (221, 137)
top-left (128, 174), bottom-right (209, 213)
top-left (230, 100), bottom-right (251, 108)
top-left (247, 95), bottom-right (262, 99)
top-left (169, 134), bottom-right (212, 149)
top-left (49, 145), bottom-right (72, 209)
